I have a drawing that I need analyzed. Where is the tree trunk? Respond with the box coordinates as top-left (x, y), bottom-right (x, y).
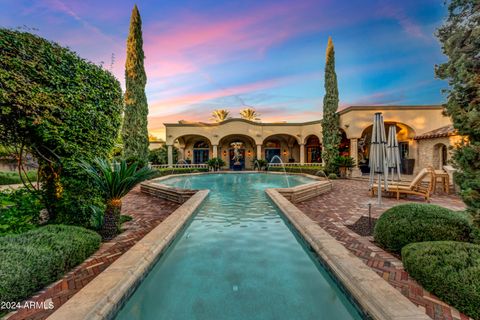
top-left (100, 199), bottom-right (122, 240)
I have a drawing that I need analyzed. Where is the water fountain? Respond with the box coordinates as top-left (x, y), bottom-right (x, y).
top-left (267, 155), bottom-right (290, 187)
top-left (173, 159), bottom-right (192, 189)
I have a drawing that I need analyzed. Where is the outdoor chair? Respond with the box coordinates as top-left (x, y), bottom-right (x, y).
top-left (370, 167), bottom-right (434, 202)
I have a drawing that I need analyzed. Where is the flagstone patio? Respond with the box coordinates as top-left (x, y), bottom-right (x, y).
top-left (295, 179), bottom-right (471, 320)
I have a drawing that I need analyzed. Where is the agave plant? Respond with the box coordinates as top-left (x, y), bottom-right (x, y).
top-left (80, 158), bottom-right (156, 240)
top-left (239, 107), bottom-right (260, 121)
top-left (210, 109), bottom-right (231, 122)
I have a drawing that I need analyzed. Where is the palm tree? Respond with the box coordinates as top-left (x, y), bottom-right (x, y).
top-left (239, 107), bottom-right (260, 121)
top-left (210, 109), bottom-right (231, 122)
top-left (81, 158), bottom-right (156, 240)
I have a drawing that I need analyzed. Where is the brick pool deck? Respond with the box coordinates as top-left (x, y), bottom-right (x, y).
top-left (295, 179), bottom-right (471, 320)
top-left (6, 187), bottom-right (180, 320)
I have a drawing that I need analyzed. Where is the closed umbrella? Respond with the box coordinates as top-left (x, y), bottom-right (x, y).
top-left (369, 112), bottom-right (388, 205)
top-left (386, 126), bottom-right (402, 182)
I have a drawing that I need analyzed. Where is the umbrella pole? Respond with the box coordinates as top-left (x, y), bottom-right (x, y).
top-left (377, 173), bottom-right (382, 206)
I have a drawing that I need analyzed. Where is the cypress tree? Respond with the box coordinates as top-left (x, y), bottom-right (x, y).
top-left (321, 37), bottom-right (341, 173)
top-left (122, 4), bottom-right (149, 164)
top-left (436, 0), bottom-right (480, 227)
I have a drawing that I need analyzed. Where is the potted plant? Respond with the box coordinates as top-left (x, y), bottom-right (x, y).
top-left (252, 159), bottom-right (268, 171)
top-left (334, 155), bottom-right (355, 178)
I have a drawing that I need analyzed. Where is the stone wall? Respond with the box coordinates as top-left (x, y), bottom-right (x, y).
top-left (415, 135), bottom-right (462, 173)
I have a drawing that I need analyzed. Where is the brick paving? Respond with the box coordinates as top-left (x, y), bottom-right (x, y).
top-left (296, 179), bottom-right (472, 320)
top-left (6, 187), bottom-right (180, 320)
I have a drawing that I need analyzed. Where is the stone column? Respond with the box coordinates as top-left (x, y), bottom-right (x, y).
top-left (212, 145), bottom-right (218, 158)
top-left (167, 145), bottom-right (173, 167)
top-left (350, 138), bottom-right (362, 177)
top-left (256, 144), bottom-right (262, 160)
top-left (179, 147), bottom-right (185, 160)
top-left (300, 144), bottom-right (305, 164)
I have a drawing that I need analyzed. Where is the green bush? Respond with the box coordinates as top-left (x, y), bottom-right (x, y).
top-left (0, 171), bottom-right (37, 185)
top-left (267, 165), bottom-right (324, 175)
top-left (402, 241), bottom-right (480, 319)
top-left (148, 146), bottom-right (178, 165)
top-left (328, 173), bottom-right (337, 179)
top-left (0, 225), bottom-right (101, 303)
top-left (0, 189), bottom-right (43, 235)
top-left (374, 203), bottom-right (475, 253)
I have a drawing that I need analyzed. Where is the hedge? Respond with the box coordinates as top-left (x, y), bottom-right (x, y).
top-left (0, 225), bottom-right (101, 303)
top-left (0, 171), bottom-right (37, 185)
top-left (267, 166), bottom-right (324, 175)
top-left (154, 167), bottom-right (209, 177)
top-left (374, 203), bottom-right (475, 253)
top-left (402, 241), bottom-right (480, 319)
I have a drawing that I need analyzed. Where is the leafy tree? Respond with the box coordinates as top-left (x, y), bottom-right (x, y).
top-left (210, 109), bottom-right (231, 122)
top-left (435, 0), bottom-right (480, 226)
top-left (149, 145), bottom-right (178, 165)
top-left (0, 29), bottom-right (123, 225)
top-left (81, 159), bottom-right (156, 239)
top-left (239, 107), bottom-right (261, 121)
top-left (321, 37), bottom-right (341, 173)
top-left (122, 5), bottom-right (149, 164)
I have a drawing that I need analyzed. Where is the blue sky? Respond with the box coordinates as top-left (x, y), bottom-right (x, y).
top-left (0, 0), bottom-right (448, 138)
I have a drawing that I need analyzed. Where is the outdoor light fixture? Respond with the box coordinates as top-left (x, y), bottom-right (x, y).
top-left (223, 150), bottom-right (227, 157)
top-left (247, 150), bottom-right (252, 156)
top-left (187, 150), bottom-right (191, 156)
top-left (283, 149), bottom-right (287, 156)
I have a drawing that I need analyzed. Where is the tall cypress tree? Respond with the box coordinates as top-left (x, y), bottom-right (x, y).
top-left (122, 4), bottom-right (149, 164)
top-left (436, 0), bottom-right (480, 226)
top-left (321, 37), bottom-right (341, 173)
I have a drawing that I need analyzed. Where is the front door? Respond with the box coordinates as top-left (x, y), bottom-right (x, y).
top-left (193, 149), bottom-right (209, 164)
top-left (265, 148), bottom-right (281, 163)
top-left (229, 149), bottom-right (245, 169)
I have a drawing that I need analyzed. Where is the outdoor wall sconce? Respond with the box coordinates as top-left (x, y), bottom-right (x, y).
top-left (187, 150), bottom-right (191, 156)
top-left (223, 150), bottom-right (227, 157)
top-left (283, 149), bottom-right (287, 156)
top-left (247, 150), bottom-right (252, 157)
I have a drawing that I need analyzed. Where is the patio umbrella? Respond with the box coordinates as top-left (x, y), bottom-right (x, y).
top-left (386, 125), bottom-right (402, 182)
top-left (369, 112), bottom-right (388, 205)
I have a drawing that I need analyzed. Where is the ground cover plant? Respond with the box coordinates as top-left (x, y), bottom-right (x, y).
top-left (0, 188), bottom-right (43, 235)
top-left (0, 171), bottom-right (37, 185)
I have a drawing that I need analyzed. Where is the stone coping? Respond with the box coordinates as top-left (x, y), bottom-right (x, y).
top-left (47, 190), bottom-right (209, 320)
top-left (143, 171), bottom-right (331, 204)
top-left (266, 188), bottom-right (430, 320)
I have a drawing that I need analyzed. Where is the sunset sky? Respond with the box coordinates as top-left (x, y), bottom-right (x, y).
top-left (1, 0), bottom-right (448, 139)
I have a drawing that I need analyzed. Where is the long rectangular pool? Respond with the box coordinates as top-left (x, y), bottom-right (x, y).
top-left (115, 173), bottom-right (365, 319)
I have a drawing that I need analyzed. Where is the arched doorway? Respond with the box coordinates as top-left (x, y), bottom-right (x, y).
top-left (193, 140), bottom-right (210, 164)
top-left (175, 134), bottom-right (212, 164)
top-left (218, 134), bottom-right (256, 169)
top-left (262, 134), bottom-right (300, 163)
top-left (433, 143), bottom-right (448, 169)
top-left (304, 135), bottom-right (322, 163)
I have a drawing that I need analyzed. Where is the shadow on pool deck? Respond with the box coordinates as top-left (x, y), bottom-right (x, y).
top-left (295, 179), bottom-right (471, 320)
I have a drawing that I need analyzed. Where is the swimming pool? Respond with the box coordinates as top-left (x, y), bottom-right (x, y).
top-left (115, 173), bottom-right (364, 319)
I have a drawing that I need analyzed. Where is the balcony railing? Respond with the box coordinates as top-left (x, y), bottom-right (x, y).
top-left (151, 164), bottom-right (208, 169)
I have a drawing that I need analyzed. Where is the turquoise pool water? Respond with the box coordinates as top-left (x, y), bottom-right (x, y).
top-left (115, 173), bottom-right (364, 320)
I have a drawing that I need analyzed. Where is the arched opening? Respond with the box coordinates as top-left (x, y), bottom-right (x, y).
top-left (433, 143), bottom-right (448, 169)
top-left (339, 129), bottom-right (349, 157)
top-left (262, 134), bottom-right (300, 163)
top-left (304, 135), bottom-right (322, 163)
top-left (175, 135), bottom-right (212, 164)
top-left (218, 134), bottom-right (256, 169)
top-left (358, 122), bottom-right (416, 173)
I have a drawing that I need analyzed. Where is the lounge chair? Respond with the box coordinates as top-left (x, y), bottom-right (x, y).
top-left (370, 167), bottom-right (434, 202)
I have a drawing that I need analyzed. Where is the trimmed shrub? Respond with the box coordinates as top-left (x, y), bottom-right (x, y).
top-left (0, 171), bottom-right (37, 185)
top-left (328, 173), bottom-right (337, 179)
top-left (0, 225), bottom-right (101, 303)
top-left (402, 241), bottom-right (480, 319)
top-left (374, 203), bottom-right (475, 253)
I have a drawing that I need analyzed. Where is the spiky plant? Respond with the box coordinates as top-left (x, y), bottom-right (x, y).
top-left (81, 158), bottom-right (156, 239)
top-left (239, 107), bottom-right (261, 121)
top-left (210, 109), bottom-right (231, 122)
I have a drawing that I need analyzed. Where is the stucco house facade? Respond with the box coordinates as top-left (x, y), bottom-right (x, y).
top-left (164, 105), bottom-right (459, 174)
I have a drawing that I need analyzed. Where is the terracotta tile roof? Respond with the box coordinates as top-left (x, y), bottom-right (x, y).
top-left (414, 125), bottom-right (457, 140)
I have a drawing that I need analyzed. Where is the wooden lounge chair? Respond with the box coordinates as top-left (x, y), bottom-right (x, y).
top-left (370, 167), bottom-right (434, 202)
